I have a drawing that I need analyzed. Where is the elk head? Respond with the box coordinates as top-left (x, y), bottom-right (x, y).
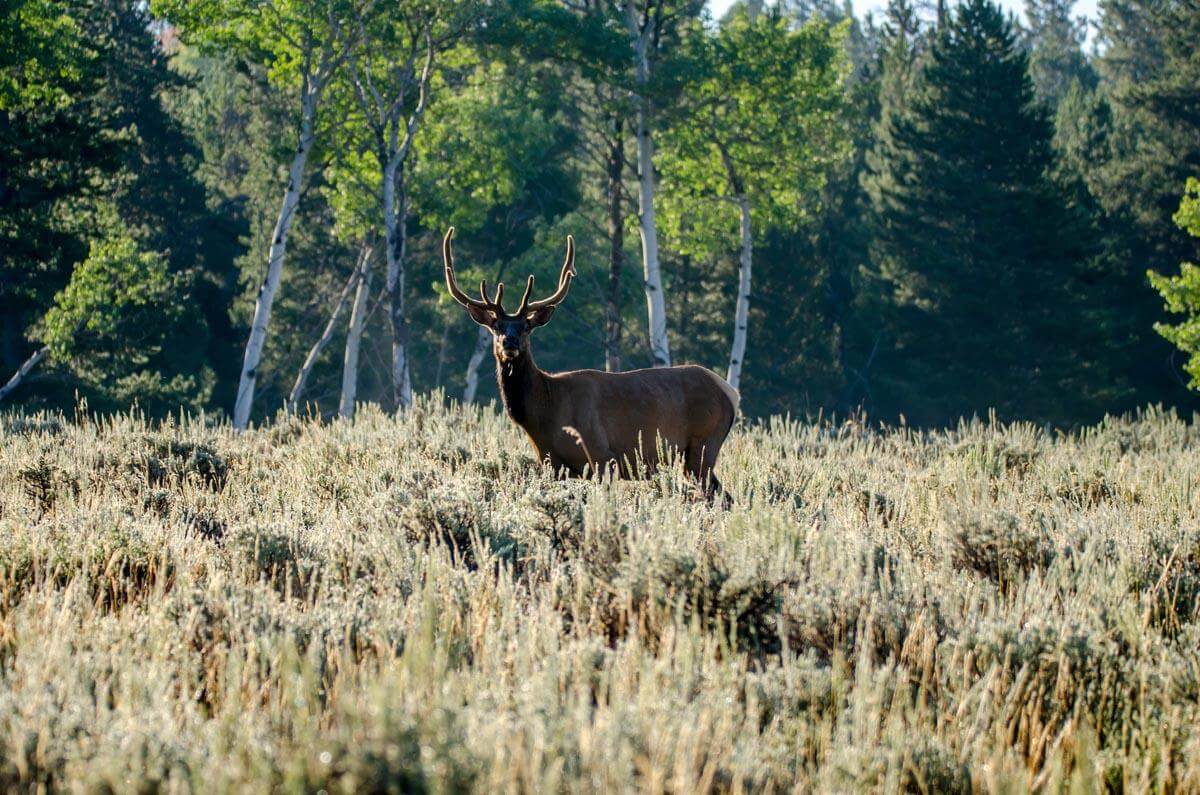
top-left (443, 227), bottom-right (575, 364)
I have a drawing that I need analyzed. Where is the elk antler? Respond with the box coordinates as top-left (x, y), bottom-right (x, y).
top-left (520, 235), bottom-right (575, 314)
top-left (444, 227), bottom-right (507, 314)
top-left (514, 275), bottom-right (535, 317)
top-left (445, 228), bottom-right (575, 317)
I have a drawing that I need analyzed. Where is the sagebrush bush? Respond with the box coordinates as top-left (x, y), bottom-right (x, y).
top-left (948, 509), bottom-right (1054, 590)
top-left (0, 400), bottom-right (1197, 791)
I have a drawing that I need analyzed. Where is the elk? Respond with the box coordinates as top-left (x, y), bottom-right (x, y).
top-left (443, 228), bottom-right (739, 496)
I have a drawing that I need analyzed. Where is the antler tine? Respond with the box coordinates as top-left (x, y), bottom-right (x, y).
top-left (515, 275), bottom-right (535, 317)
top-left (527, 235), bottom-right (576, 311)
top-left (478, 279), bottom-right (505, 313)
top-left (443, 227), bottom-right (490, 310)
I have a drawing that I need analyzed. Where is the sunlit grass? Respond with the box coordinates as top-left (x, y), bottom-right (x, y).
top-left (1, 398), bottom-right (1198, 791)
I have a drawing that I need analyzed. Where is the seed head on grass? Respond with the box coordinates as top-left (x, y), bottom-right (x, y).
top-left (0, 399), bottom-right (1196, 790)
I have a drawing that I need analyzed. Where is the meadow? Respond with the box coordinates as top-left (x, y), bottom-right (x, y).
top-left (1, 398), bottom-right (1199, 792)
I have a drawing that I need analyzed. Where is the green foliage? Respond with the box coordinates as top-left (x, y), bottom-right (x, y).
top-left (1, 0), bottom-right (124, 309)
top-left (0, 0), bottom-right (87, 109)
top-left (150, 0), bottom-right (357, 88)
top-left (412, 61), bottom-right (560, 234)
top-left (661, 10), bottom-right (849, 254)
top-left (1149, 178), bottom-right (1200, 388)
top-left (1, 0), bottom-right (235, 415)
top-left (3, 0), bottom-right (1199, 427)
top-left (656, 9), bottom-right (849, 397)
top-left (42, 229), bottom-right (212, 413)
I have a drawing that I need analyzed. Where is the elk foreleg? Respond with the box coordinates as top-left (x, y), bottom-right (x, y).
top-left (562, 425), bottom-right (621, 480)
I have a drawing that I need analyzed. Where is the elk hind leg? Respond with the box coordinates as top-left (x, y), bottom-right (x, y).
top-left (686, 437), bottom-right (726, 500)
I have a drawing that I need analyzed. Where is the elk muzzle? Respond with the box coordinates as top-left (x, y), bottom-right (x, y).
top-left (499, 340), bottom-right (521, 362)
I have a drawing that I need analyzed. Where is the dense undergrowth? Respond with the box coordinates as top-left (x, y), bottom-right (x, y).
top-left (1, 397), bottom-right (1199, 792)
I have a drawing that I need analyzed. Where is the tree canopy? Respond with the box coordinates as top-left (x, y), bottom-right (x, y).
top-left (3, 0), bottom-right (1199, 427)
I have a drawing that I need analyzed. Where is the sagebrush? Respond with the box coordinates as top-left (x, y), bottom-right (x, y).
top-left (1, 399), bottom-right (1198, 792)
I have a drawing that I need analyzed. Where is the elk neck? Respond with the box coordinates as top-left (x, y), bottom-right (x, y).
top-left (496, 344), bottom-right (551, 427)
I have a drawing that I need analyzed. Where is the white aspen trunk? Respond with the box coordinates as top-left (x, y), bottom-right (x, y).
top-left (462, 325), bottom-right (490, 404)
top-left (633, 83), bottom-right (671, 368)
top-left (339, 252), bottom-right (373, 419)
top-left (286, 249), bottom-right (367, 413)
top-left (0, 345), bottom-right (48, 403)
top-left (382, 160), bottom-right (413, 410)
top-left (350, 33), bottom-right (433, 413)
top-left (626, 3), bottom-right (671, 368)
top-left (604, 115), bottom-right (625, 373)
top-left (350, 33), bottom-right (433, 414)
top-left (727, 196), bottom-right (752, 392)
top-left (233, 86), bottom-right (319, 429)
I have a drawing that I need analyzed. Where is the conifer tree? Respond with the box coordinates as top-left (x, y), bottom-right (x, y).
top-left (1062, 0), bottom-right (1200, 413)
top-left (1094, 0), bottom-right (1200, 251)
top-left (1, 0), bottom-right (228, 411)
top-left (862, 0), bottom-right (1093, 424)
top-left (1021, 0), bottom-right (1095, 108)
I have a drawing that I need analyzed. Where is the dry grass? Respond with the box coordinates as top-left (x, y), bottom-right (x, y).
top-left (1, 398), bottom-right (1198, 792)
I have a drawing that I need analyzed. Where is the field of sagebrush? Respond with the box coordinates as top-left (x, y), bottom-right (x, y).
top-left (1, 399), bottom-right (1199, 792)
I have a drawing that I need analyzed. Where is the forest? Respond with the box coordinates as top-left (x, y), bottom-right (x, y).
top-left (3, 0), bottom-right (1200, 428)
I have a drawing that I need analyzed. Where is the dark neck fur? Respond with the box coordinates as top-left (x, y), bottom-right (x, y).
top-left (496, 347), bottom-right (546, 427)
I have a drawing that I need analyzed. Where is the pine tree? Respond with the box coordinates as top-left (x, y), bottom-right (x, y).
top-left (862, 0), bottom-right (1095, 425)
top-left (86, 0), bottom-right (236, 406)
top-left (1021, 0), bottom-right (1096, 108)
top-left (1060, 0), bottom-right (1200, 414)
top-left (1, 0), bottom-right (230, 412)
top-left (1094, 0), bottom-right (1200, 249)
top-left (1, 0), bottom-right (122, 384)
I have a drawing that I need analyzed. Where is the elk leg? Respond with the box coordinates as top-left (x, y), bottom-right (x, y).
top-left (571, 422), bottom-right (623, 479)
top-left (695, 435), bottom-right (730, 503)
top-left (684, 442), bottom-right (705, 482)
top-left (681, 440), bottom-right (716, 498)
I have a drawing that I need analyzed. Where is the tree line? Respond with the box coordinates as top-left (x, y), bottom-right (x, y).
top-left (2, 0), bottom-right (1199, 427)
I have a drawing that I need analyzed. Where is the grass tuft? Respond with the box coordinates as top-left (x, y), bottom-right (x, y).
top-left (0, 401), bottom-right (1196, 790)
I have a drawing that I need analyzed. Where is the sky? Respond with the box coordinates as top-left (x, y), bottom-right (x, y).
top-left (708, 0), bottom-right (1101, 36)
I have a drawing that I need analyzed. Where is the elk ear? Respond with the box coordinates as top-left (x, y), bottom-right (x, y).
top-left (466, 304), bottom-right (497, 328)
top-left (526, 305), bottom-right (556, 328)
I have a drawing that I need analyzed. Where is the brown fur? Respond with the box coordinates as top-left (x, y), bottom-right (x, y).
top-left (495, 341), bottom-right (737, 492)
top-left (444, 228), bottom-right (738, 495)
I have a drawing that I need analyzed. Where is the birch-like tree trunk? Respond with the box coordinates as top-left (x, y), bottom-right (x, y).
top-left (626, 2), bottom-right (671, 367)
top-left (382, 159), bottom-right (413, 409)
top-left (233, 84), bottom-right (320, 429)
top-left (339, 250), bottom-right (373, 418)
top-left (727, 195), bottom-right (752, 392)
top-left (0, 346), bottom-right (48, 403)
top-left (286, 245), bottom-right (369, 412)
top-left (605, 117), bottom-right (625, 373)
top-left (462, 325), bottom-right (490, 404)
top-left (350, 29), bottom-right (433, 412)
